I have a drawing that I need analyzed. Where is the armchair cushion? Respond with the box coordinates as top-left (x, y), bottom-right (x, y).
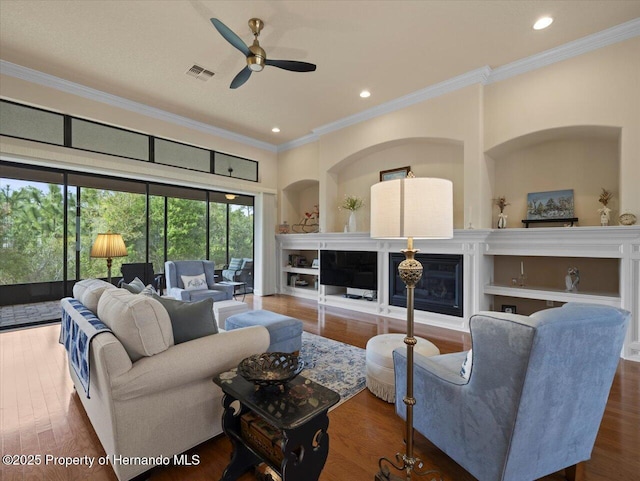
top-left (181, 273), bottom-right (208, 291)
top-left (151, 295), bottom-right (218, 344)
top-left (97, 288), bottom-right (174, 362)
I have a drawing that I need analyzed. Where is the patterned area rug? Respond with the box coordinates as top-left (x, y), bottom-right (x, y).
top-left (299, 331), bottom-right (366, 407)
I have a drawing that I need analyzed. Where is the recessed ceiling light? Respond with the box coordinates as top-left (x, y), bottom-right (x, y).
top-left (533, 17), bottom-right (553, 30)
top-left (272, 127), bottom-right (280, 133)
top-left (225, 194), bottom-right (237, 200)
top-left (360, 90), bottom-right (371, 98)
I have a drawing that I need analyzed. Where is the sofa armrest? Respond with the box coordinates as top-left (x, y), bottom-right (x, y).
top-left (110, 325), bottom-right (270, 400)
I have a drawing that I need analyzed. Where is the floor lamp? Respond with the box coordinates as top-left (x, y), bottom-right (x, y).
top-left (370, 173), bottom-right (453, 481)
top-left (90, 231), bottom-right (128, 284)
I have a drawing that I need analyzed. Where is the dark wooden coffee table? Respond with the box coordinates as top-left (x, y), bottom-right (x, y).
top-left (213, 369), bottom-right (340, 481)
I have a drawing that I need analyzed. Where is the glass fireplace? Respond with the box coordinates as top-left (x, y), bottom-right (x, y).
top-left (389, 253), bottom-right (463, 317)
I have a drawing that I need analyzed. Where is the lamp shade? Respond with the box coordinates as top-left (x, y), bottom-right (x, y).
top-left (90, 232), bottom-right (128, 258)
top-left (370, 176), bottom-right (453, 239)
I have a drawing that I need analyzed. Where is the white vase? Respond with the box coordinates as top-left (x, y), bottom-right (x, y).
top-left (348, 211), bottom-right (357, 232)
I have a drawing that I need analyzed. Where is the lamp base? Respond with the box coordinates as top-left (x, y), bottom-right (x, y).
top-left (375, 468), bottom-right (403, 481)
top-left (374, 467), bottom-right (442, 481)
top-left (374, 455), bottom-right (442, 481)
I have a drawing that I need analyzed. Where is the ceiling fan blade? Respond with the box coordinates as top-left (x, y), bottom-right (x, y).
top-left (265, 59), bottom-right (317, 72)
top-left (230, 66), bottom-right (252, 89)
top-left (210, 18), bottom-right (250, 57)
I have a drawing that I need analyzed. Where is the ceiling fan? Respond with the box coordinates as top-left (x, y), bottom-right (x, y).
top-left (210, 17), bottom-right (316, 89)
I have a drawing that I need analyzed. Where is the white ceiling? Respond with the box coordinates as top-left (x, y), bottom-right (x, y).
top-left (1, 0), bottom-right (639, 147)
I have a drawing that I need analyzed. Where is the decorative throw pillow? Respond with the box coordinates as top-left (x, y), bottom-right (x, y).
top-left (227, 258), bottom-right (243, 270)
top-left (139, 284), bottom-right (158, 296)
top-left (152, 294), bottom-right (218, 344)
top-left (121, 277), bottom-right (146, 294)
top-left (181, 273), bottom-right (208, 291)
top-left (460, 349), bottom-right (473, 380)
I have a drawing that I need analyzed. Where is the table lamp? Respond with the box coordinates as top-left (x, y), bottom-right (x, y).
top-left (90, 231), bottom-right (128, 284)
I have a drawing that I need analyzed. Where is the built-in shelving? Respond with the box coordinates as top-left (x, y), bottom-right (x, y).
top-left (484, 284), bottom-right (620, 307)
top-left (280, 249), bottom-right (320, 300)
top-left (276, 227), bottom-right (640, 361)
top-left (283, 266), bottom-right (318, 276)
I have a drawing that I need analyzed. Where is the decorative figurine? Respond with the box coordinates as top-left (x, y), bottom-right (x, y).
top-left (565, 267), bottom-right (580, 292)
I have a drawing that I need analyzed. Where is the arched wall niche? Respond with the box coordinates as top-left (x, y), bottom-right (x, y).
top-left (281, 179), bottom-right (319, 229)
top-left (325, 137), bottom-right (465, 232)
top-left (485, 125), bottom-right (621, 227)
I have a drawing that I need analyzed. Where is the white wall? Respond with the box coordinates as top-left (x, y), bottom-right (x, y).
top-left (277, 38), bottom-right (640, 230)
top-left (484, 37), bottom-right (640, 214)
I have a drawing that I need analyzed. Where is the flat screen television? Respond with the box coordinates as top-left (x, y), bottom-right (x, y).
top-left (320, 250), bottom-right (377, 290)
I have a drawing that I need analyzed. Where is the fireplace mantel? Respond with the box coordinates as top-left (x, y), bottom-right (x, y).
top-left (276, 226), bottom-right (640, 361)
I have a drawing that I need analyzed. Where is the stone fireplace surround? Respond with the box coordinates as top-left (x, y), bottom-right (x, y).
top-left (277, 226), bottom-right (640, 361)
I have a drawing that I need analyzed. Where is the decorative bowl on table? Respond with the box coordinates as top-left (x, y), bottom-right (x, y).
top-left (238, 352), bottom-right (304, 388)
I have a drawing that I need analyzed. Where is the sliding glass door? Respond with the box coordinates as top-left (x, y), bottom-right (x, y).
top-left (1, 161), bottom-right (255, 306)
top-left (0, 167), bottom-right (65, 285)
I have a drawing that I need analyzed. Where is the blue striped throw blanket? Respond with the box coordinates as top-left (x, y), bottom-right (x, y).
top-left (59, 298), bottom-right (112, 398)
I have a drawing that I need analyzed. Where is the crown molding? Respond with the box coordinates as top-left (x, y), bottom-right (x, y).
top-left (2, 18), bottom-right (638, 155)
top-left (313, 66), bottom-right (492, 139)
top-left (487, 17), bottom-right (640, 84)
top-left (281, 18), bottom-right (639, 151)
top-left (277, 132), bottom-right (320, 152)
top-left (0, 60), bottom-right (278, 153)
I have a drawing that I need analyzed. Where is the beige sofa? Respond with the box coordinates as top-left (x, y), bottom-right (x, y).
top-left (61, 279), bottom-right (270, 481)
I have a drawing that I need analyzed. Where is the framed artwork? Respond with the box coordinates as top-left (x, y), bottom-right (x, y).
top-left (526, 189), bottom-right (574, 220)
top-left (380, 166), bottom-right (410, 182)
top-left (501, 304), bottom-right (517, 314)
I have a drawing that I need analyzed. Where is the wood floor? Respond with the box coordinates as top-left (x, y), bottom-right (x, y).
top-left (1, 294), bottom-right (638, 481)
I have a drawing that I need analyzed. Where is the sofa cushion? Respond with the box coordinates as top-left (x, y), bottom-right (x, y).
top-left (181, 273), bottom-right (208, 291)
top-left (121, 277), bottom-right (146, 294)
top-left (97, 288), bottom-right (174, 362)
top-left (152, 295), bottom-right (218, 344)
top-left (73, 278), bottom-right (117, 314)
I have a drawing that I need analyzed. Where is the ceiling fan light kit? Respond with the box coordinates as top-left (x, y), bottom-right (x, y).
top-left (210, 17), bottom-right (316, 89)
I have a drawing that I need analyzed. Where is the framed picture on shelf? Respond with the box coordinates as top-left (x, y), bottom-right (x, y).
top-left (501, 304), bottom-right (517, 314)
top-left (380, 166), bottom-right (410, 182)
top-left (526, 189), bottom-right (574, 220)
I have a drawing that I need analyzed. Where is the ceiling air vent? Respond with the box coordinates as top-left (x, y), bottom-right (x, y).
top-left (186, 64), bottom-right (215, 81)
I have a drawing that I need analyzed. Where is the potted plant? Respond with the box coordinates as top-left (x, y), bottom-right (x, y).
top-left (340, 195), bottom-right (364, 232)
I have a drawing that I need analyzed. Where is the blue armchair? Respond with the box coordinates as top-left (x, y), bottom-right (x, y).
top-left (164, 260), bottom-right (233, 302)
top-left (393, 303), bottom-right (629, 481)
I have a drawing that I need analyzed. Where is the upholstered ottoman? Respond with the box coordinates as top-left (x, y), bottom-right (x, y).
top-left (213, 299), bottom-right (249, 326)
top-left (225, 310), bottom-right (303, 354)
top-left (366, 333), bottom-right (440, 402)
